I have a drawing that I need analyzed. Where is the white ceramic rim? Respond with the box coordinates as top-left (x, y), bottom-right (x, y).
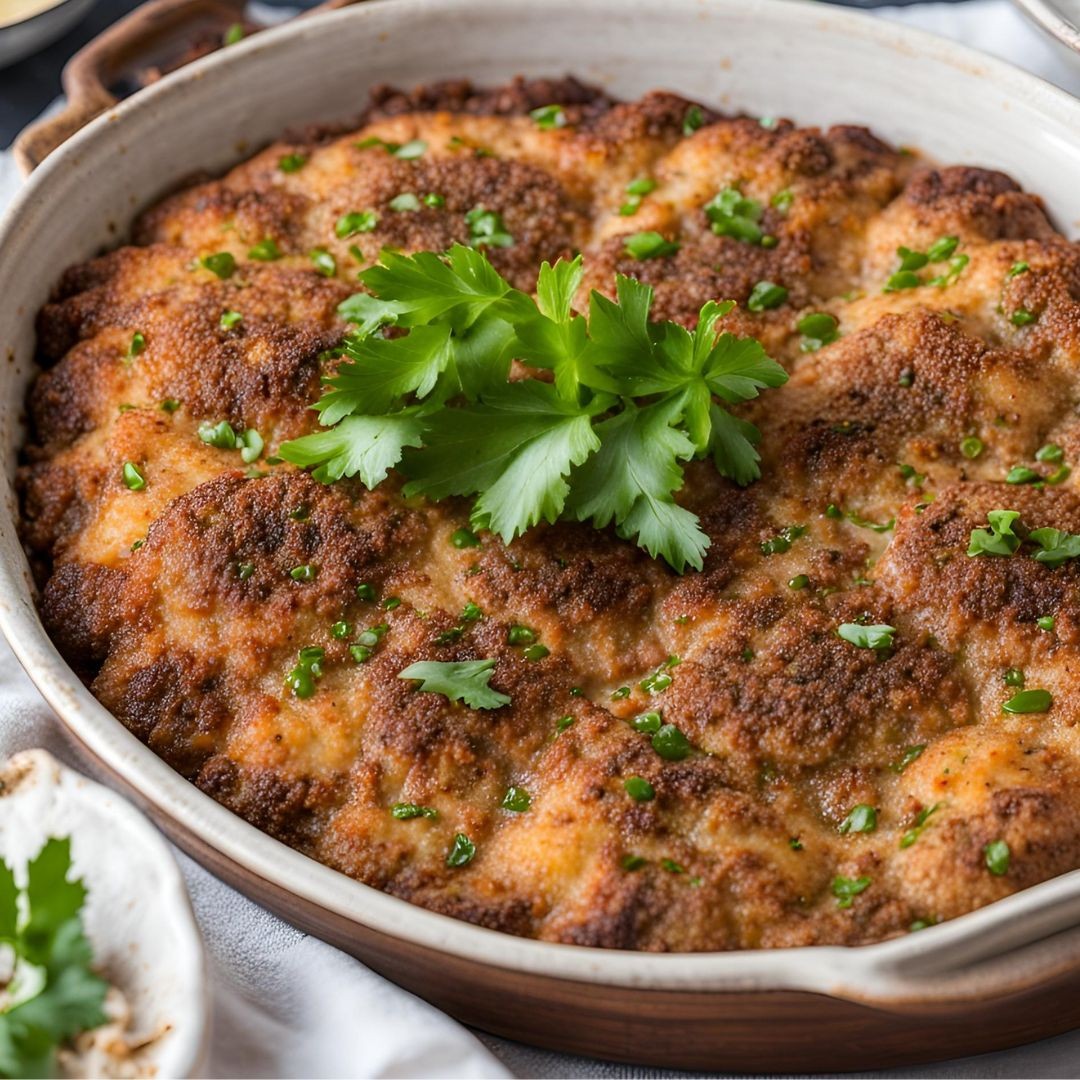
top-left (3, 0), bottom-right (1080, 1001)
top-left (1012, 0), bottom-right (1080, 55)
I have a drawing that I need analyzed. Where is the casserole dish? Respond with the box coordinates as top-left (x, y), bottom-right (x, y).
top-left (2, 0), bottom-right (1080, 1067)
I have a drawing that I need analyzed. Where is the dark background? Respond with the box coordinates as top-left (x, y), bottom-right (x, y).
top-left (0, 0), bottom-right (966, 149)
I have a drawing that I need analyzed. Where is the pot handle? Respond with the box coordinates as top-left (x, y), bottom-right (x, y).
top-left (13, 0), bottom-right (364, 175)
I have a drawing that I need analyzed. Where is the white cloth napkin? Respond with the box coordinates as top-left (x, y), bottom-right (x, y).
top-left (3, 3), bottom-right (1080, 1077)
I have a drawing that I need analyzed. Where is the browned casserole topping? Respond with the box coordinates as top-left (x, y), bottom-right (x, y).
top-left (20, 78), bottom-right (1080, 950)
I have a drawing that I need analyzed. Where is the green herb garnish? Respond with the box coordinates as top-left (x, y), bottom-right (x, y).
top-left (501, 786), bottom-right (531, 812)
top-left (446, 833), bottom-right (476, 867)
top-left (797, 311), bottom-right (838, 352)
top-left (336, 211), bottom-right (378, 237)
top-left (398, 658), bottom-right (510, 709)
top-left (747, 281), bottom-right (788, 312)
top-left (200, 251), bottom-right (236, 279)
top-left (984, 839), bottom-right (1010, 875)
top-left (838, 804), bottom-right (877, 835)
top-left (391, 803), bottom-right (438, 820)
top-left (651, 723), bottom-right (691, 761)
top-left (530, 104), bottom-right (566, 130)
top-left (624, 776), bottom-right (655, 802)
top-left (704, 188), bottom-right (764, 244)
top-left (0, 838), bottom-right (108, 1079)
top-left (121, 462), bottom-right (145, 491)
top-left (1002, 688), bottom-right (1052, 714)
top-left (832, 875), bottom-right (871, 909)
top-left (278, 247), bottom-right (787, 572)
top-left (624, 231), bottom-right (680, 259)
top-left (278, 152), bottom-right (307, 173)
top-left (837, 623), bottom-right (895, 650)
top-left (967, 510), bottom-right (1021, 557)
top-left (285, 646), bottom-right (324, 698)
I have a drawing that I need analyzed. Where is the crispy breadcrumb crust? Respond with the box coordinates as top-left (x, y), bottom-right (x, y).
top-left (20, 79), bottom-right (1080, 950)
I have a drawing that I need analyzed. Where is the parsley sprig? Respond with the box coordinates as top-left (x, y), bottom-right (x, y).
top-left (0, 838), bottom-right (108, 1078)
top-left (280, 245), bottom-right (787, 572)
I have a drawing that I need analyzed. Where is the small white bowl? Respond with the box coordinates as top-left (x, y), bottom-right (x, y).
top-left (0, 0), bottom-right (97, 70)
top-left (0, 749), bottom-right (208, 1078)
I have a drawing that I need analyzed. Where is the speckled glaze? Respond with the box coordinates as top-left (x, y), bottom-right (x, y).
top-left (0, 750), bottom-right (207, 1077)
top-left (1, 0), bottom-right (1080, 1068)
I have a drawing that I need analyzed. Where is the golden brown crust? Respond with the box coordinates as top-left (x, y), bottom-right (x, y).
top-left (20, 78), bottom-right (1080, 951)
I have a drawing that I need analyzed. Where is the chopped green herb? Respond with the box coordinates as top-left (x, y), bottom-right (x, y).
top-left (122, 461), bottom-right (146, 491)
top-left (465, 205), bottom-right (514, 248)
top-left (788, 574), bottom-right (809, 590)
top-left (394, 139), bottom-right (427, 160)
top-left (682, 104), bottom-right (704, 136)
top-left (760, 524), bottom-right (806, 556)
top-left (451, 527), bottom-right (480, 548)
top-left (1002, 688), bottom-right (1052, 714)
top-left (507, 625), bottom-right (536, 646)
top-left (839, 804), bottom-right (877, 835)
top-left (624, 776), bottom-right (655, 802)
top-left (884, 269), bottom-right (922, 293)
top-left (237, 562), bottom-right (254, 580)
top-left (389, 193), bottom-right (421, 213)
top-left (285, 646), bottom-right (324, 698)
top-left (248, 238), bottom-right (282, 261)
top-left (279, 152), bottom-right (307, 173)
top-left (523, 643), bottom-right (550, 661)
top-left (620, 854), bottom-right (647, 871)
top-left (382, 596), bottom-right (401, 611)
top-left (900, 802), bottom-right (941, 848)
top-left (219, 309), bottom-right (243, 330)
top-left (331, 620), bottom-right (351, 640)
top-left (223, 22), bottom-right (244, 45)
top-left (398, 658), bottom-right (510, 709)
top-left (556, 715), bottom-right (574, 733)
top-left (290, 564), bottom-right (316, 582)
top-left (423, 192), bottom-right (445, 208)
top-left (460, 602), bottom-right (483, 622)
top-left (1010, 307), bottom-right (1037, 327)
top-left (984, 839), bottom-right (1010, 875)
top-left (632, 711), bottom-right (662, 734)
top-left (771, 188), bottom-right (793, 213)
top-left (651, 723), bottom-right (691, 761)
top-left (789, 837), bottom-right (803, 851)
top-left (704, 188), bottom-right (764, 244)
top-left (837, 623), bottom-right (895, 650)
top-left (891, 744), bottom-right (926, 773)
top-left (1006, 466), bottom-right (1040, 484)
top-left (967, 510), bottom-right (1022, 557)
top-left (127, 331), bottom-right (146, 357)
top-left (1004, 667), bottom-right (1025, 688)
top-left (928, 254), bottom-right (969, 288)
top-left (446, 833), bottom-right (476, 867)
top-left (927, 235), bottom-right (959, 261)
top-left (200, 251), bottom-right (236, 279)
top-left (160, 398), bottom-right (181, 413)
top-left (747, 281), bottom-right (788, 312)
top-left (309, 248), bottom-right (336, 277)
top-left (501, 786), bottom-right (531, 812)
top-left (336, 210), bottom-right (378, 237)
top-left (349, 645), bottom-right (372, 663)
top-left (640, 670), bottom-right (673, 694)
top-left (832, 875), bottom-right (871, 909)
top-left (1036, 443), bottom-right (1064, 463)
top-left (624, 230), bottom-right (680, 259)
top-left (797, 311), bottom-right (839, 352)
top-left (627, 176), bottom-right (657, 197)
top-left (960, 436), bottom-right (984, 459)
top-left (391, 802), bottom-right (438, 819)
top-left (1037, 615), bottom-right (1056, 632)
top-left (1030, 527), bottom-right (1080, 567)
top-left (356, 582), bottom-right (376, 601)
top-left (530, 104), bottom-right (567, 130)
top-left (611, 686), bottom-right (631, 701)
top-left (1008, 261), bottom-right (1030, 278)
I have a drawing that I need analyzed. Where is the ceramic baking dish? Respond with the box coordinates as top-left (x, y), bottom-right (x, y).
top-left (2, 0), bottom-right (1080, 1068)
